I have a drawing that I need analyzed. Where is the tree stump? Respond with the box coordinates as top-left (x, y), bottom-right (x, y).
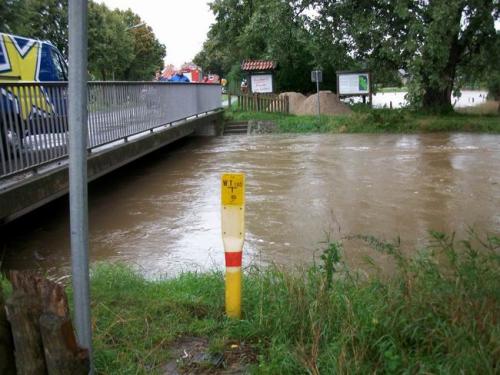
top-left (0, 282), bottom-right (16, 374)
top-left (5, 271), bottom-right (89, 375)
top-left (5, 292), bottom-right (47, 374)
top-left (5, 272), bottom-right (47, 374)
top-left (39, 278), bottom-right (89, 374)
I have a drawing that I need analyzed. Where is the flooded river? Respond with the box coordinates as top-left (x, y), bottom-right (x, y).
top-left (2, 133), bottom-right (499, 276)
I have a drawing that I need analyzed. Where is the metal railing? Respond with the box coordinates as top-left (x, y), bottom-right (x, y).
top-left (0, 82), bottom-right (221, 178)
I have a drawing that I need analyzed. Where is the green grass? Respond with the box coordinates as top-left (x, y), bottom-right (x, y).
top-left (86, 231), bottom-right (499, 373)
top-left (2, 231), bottom-right (499, 373)
top-left (225, 107), bottom-right (500, 133)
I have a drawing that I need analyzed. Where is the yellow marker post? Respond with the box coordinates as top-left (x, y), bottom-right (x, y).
top-left (221, 173), bottom-right (245, 318)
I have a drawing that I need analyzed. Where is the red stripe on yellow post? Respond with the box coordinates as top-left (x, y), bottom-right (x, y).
top-left (225, 251), bottom-right (243, 267)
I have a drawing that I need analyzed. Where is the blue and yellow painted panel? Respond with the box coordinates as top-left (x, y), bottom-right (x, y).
top-left (0, 33), bottom-right (67, 124)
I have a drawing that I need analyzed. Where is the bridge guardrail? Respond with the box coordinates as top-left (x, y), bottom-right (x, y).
top-left (0, 82), bottom-right (222, 178)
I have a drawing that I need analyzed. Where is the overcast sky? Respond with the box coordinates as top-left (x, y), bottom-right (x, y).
top-left (96, 0), bottom-right (215, 68)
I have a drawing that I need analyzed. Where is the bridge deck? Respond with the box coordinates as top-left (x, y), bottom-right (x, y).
top-left (0, 110), bottom-right (223, 224)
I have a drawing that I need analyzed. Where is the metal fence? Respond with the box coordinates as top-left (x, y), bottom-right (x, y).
top-left (0, 82), bottom-right (221, 178)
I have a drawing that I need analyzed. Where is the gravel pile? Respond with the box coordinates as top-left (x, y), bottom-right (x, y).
top-left (280, 91), bottom-right (352, 115)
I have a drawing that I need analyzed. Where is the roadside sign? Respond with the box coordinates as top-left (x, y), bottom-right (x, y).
top-left (311, 70), bottom-right (323, 83)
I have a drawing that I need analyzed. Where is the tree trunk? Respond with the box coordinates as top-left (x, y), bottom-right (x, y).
top-left (422, 84), bottom-right (454, 113)
top-left (0, 283), bottom-right (16, 374)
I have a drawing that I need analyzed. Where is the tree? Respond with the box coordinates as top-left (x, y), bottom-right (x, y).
top-left (0, 0), bottom-right (26, 34)
top-left (87, 2), bottom-right (135, 80)
top-left (306, 0), bottom-right (499, 111)
top-left (0, 0), bottom-right (67, 55)
top-left (0, 0), bottom-right (166, 81)
top-left (195, 0), bottom-right (317, 92)
top-left (120, 9), bottom-right (166, 81)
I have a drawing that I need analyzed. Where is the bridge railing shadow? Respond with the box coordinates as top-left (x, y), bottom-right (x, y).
top-left (0, 82), bottom-right (222, 179)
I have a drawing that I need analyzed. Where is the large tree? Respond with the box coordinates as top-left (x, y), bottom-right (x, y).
top-left (120, 9), bottom-right (166, 81)
top-left (195, 0), bottom-right (317, 93)
top-left (0, 0), bottom-right (67, 54)
top-left (306, 0), bottom-right (499, 111)
top-left (0, 0), bottom-right (166, 81)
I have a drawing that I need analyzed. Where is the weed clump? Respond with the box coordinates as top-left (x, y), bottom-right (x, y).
top-left (86, 232), bottom-right (499, 373)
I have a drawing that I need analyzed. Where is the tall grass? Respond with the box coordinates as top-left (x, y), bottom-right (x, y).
top-left (240, 231), bottom-right (499, 373)
top-left (3, 233), bottom-right (496, 372)
top-left (225, 107), bottom-right (500, 133)
top-left (83, 231), bottom-right (500, 373)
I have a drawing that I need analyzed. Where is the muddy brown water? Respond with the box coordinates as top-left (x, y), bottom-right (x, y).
top-left (1, 133), bottom-right (499, 277)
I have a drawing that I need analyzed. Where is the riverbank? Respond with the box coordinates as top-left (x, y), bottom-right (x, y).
top-left (3, 232), bottom-right (485, 373)
top-left (225, 106), bottom-right (500, 133)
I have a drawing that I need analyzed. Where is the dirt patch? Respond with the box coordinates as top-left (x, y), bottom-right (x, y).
top-left (280, 91), bottom-right (351, 116)
top-left (163, 337), bottom-right (257, 375)
top-left (457, 100), bottom-right (499, 115)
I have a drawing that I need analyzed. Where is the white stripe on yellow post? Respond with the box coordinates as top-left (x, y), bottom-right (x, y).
top-left (221, 173), bottom-right (245, 319)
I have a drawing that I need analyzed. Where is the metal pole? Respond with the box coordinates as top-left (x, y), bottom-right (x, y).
top-left (316, 75), bottom-right (320, 120)
top-left (68, 0), bottom-right (92, 365)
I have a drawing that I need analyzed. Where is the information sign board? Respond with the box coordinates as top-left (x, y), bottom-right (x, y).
top-left (337, 72), bottom-right (370, 95)
top-left (250, 74), bottom-right (273, 93)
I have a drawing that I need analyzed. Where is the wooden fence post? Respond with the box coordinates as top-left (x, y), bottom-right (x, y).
top-left (0, 282), bottom-right (16, 374)
top-left (285, 96), bottom-right (289, 114)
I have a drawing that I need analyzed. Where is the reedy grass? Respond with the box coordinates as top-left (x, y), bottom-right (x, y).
top-left (85, 231), bottom-right (499, 374)
top-left (225, 107), bottom-right (500, 133)
top-left (2, 231), bottom-right (499, 373)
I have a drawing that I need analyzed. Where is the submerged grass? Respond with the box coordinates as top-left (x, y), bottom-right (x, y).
top-left (83, 231), bottom-right (500, 374)
top-left (225, 107), bottom-right (500, 133)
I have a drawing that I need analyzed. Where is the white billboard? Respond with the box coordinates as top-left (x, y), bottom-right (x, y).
top-left (251, 74), bottom-right (273, 93)
top-left (338, 73), bottom-right (370, 95)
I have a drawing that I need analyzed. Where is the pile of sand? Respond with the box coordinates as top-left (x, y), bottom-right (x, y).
top-left (279, 92), bottom-right (307, 114)
top-left (280, 91), bottom-right (352, 116)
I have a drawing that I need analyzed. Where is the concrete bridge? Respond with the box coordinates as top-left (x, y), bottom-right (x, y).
top-left (0, 82), bottom-right (223, 224)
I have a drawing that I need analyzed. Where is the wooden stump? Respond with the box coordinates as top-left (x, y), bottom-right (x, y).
top-left (39, 278), bottom-right (89, 374)
top-left (5, 293), bottom-right (47, 374)
top-left (0, 282), bottom-right (16, 374)
top-left (5, 271), bottom-right (89, 375)
top-left (39, 314), bottom-right (89, 375)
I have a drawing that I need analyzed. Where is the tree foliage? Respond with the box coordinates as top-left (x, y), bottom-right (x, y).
top-left (194, 0), bottom-right (317, 93)
top-left (0, 0), bottom-right (166, 81)
top-left (197, 0), bottom-right (499, 110)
